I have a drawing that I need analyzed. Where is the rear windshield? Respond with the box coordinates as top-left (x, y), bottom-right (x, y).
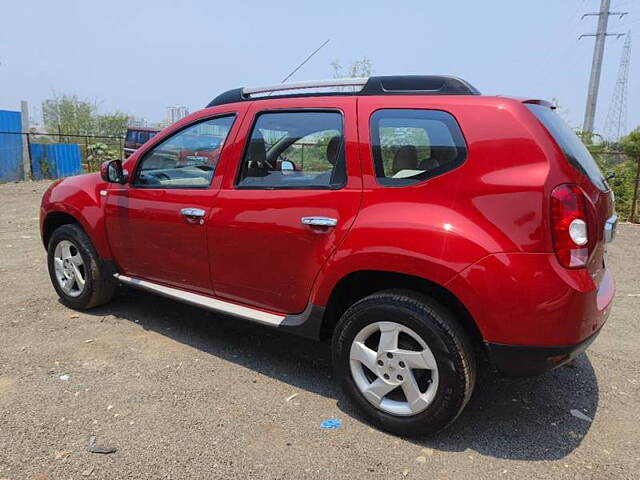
top-left (526, 104), bottom-right (607, 191)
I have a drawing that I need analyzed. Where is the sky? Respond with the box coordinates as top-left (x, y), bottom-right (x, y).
top-left (1, 0), bottom-right (639, 134)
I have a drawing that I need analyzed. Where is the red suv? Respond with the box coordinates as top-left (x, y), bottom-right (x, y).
top-left (40, 76), bottom-right (617, 436)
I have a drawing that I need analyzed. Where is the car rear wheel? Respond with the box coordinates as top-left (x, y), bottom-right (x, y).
top-left (47, 224), bottom-right (115, 310)
top-left (332, 289), bottom-right (476, 436)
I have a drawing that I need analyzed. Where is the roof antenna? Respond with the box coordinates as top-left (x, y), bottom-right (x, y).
top-left (280, 39), bottom-right (330, 84)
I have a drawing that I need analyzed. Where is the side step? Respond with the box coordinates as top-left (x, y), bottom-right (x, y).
top-left (113, 274), bottom-right (285, 326)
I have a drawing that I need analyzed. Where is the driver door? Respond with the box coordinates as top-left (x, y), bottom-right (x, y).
top-left (104, 113), bottom-right (240, 294)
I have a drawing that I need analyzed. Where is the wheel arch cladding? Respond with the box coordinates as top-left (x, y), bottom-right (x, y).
top-left (319, 269), bottom-right (483, 346)
top-left (42, 211), bottom-right (79, 248)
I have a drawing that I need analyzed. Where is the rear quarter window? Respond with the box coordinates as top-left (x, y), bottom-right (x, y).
top-left (370, 109), bottom-right (467, 187)
top-left (526, 104), bottom-right (607, 191)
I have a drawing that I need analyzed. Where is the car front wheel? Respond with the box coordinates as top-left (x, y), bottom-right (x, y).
top-left (332, 289), bottom-right (476, 436)
top-left (47, 224), bottom-right (115, 310)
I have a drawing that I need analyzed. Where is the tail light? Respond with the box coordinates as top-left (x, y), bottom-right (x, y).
top-left (551, 184), bottom-right (590, 268)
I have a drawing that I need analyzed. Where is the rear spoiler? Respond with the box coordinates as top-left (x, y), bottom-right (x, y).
top-left (521, 99), bottom-right (556, 109)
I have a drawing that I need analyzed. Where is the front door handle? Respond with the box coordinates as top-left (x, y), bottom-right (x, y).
top-left (181, 208), bottom-right (206, 224)
top-left (301, 216), bottom-right (338, 227)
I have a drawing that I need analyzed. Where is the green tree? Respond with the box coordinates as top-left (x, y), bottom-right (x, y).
top-left (620, 128), bottom-right (640, 222)
top-left (42, 94), bottom-right (130, 137)
top-left (588, 128), bottom-right (640, 222)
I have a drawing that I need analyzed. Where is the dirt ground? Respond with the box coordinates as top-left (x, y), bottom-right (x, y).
top-left (0, 180), bottom-right (638, 480)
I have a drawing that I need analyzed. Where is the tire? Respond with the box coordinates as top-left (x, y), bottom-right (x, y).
top-left (47, 224), bottom-right (115, 310)
top-left (332, 289), bottom-right (476, 436)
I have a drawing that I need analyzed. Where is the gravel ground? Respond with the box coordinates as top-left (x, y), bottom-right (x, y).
top-left (0, 180), bottom-right (639, 480)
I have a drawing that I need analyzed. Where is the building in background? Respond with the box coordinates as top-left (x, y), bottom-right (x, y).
top-left (166, 105), bottom-right (189, 124)
top-left (128, 117), bottom-right (149, 128)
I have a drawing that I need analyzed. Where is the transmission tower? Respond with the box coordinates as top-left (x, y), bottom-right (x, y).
top-left (603, 33), bottom-right (631, 142)
top-left (580, 0), bottom-right (628, 134)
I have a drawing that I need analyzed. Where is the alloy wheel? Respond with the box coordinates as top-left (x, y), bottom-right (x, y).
top-left (349, 321), bottom-right (439, 416)
top-left (53, 240), bottom-right (86, 298)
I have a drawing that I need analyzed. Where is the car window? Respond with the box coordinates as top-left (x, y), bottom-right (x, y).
top-left (236, 111), bottom-right (345, 189)
top-left (526, 104), bottom-right (607, 192)
top-left (125, 130), bottom-right (137, 143)
top-left (370, 109), bottom-right (467, 186)
top-left (133, 115), bottom-right (235, 188)
top-left (138, 131), bottom-right (150, 144)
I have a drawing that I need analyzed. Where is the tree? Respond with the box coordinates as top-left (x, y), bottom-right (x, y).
top-left (42, 94), bottom-right (130, 137)
top-left (588, 128), bottom-right (640, 223)
top-left (620, 128), bottom-right (640, 222)
top-left (330, 57), bottom-right (373, 78)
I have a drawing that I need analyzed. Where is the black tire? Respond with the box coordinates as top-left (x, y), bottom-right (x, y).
top-left (332, 289), bottom-right (476, 436)
top-left (47, 224), bottom-right (116, 310)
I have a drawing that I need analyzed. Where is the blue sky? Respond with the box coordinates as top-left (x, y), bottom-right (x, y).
top-left (1, 0), bottom-right (638, 134)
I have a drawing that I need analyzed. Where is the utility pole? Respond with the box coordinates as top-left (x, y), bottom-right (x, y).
top-left (580, 0), bottom-right (627, 135)
top-left (603, 32), bottom-right (632, 141)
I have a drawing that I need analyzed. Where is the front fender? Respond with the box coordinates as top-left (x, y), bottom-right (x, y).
top-left (40, 173), bottom-right (113, 259)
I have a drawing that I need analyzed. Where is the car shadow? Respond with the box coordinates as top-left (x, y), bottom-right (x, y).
top-left (87, 286), bottom-right (599, 461)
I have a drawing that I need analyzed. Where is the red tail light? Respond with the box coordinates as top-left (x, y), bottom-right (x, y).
top-left (551, 184), bottom-right (589, 268)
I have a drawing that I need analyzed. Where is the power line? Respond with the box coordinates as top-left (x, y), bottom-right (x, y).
top-left (580, 0), bottom-right (628, 134)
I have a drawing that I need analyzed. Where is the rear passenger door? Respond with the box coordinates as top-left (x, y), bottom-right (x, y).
top-left (208, 98), bottom-right (361, 314)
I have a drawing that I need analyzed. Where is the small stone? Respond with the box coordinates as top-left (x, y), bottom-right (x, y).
top-left (55, 450), bottom-right (72, 460)
top-left (81, 466), bottom-right (94, 476)
top-left (70, 314), bottom-right (80, 319)
top-left (402, 468), bottom-right (409, 476)
top-left (106, 405), bottom-right (113, 411)
top-left (421, 448), bottom-right (434, 456)
top-left (84, 339), bottom-right (94, 344)
top-left (59, 374), bottom-right (70, 381)
top-left (570, 409), bottom-right (593, 422)
top-left (415, 456), bottom-right (426, 463)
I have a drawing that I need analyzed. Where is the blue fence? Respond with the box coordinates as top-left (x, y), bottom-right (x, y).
top-left (0, 110), bottom-right (23, 181)
top-left (30, 144), bottom-right (82, 180)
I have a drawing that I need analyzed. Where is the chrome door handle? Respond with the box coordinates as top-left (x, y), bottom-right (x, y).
top-left (301, 216), bottom-right (338, 227)
top-left (181, 208), bottom-right (206, 223)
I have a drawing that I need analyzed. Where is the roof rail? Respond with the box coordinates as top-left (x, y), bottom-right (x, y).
top-left (206, 75), bottom-right (480, 107)
top-left (243, 77), bottom-right (368, 96)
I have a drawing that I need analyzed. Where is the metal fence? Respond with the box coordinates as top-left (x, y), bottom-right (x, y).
top-left (0, 131), bottom-right (124, 181)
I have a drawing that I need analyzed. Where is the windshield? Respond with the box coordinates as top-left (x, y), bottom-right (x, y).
top-left (526, 104), bottom-right (607, 191)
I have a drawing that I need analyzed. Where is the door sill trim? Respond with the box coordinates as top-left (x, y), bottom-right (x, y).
top-left (113, 274), bottom-right (285, 326)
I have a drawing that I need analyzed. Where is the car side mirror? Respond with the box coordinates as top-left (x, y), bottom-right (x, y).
top-left (280, 160), bottom-right (295, 175)
top-left (100, 159), bottom-right (128, 184)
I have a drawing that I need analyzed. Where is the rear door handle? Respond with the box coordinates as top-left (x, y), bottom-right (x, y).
top-left (301, 216), bottom-right (338, 227)
top-left (181, 208), bottom-right (206, 223)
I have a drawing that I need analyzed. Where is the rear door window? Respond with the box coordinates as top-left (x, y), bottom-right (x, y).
top-left (526, 104), bottom-right (607, 191)
top-left (370, 109), bottom-right (467, 186)
top-left (236, 111), bottom-right (346, 189)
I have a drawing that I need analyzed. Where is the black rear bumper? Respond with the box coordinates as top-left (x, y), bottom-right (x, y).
top-left (485, 329), bottom-right (602, 377)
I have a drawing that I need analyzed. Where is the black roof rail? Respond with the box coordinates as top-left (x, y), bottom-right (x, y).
top-left (206, 75), bottom-right (480, 107)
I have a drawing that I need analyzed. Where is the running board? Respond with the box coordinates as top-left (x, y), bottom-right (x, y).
top-left (113, 274), bottom-right (285, 326)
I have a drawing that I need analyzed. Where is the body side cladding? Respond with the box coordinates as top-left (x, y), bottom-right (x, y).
top-left (114, 274), bottom-right (325, 338)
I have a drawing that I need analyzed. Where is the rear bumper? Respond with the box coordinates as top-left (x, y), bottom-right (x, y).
top-left (446, 253), bottom-right (615, 346)
top-left (486, 327), bottom-right (602, 376)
